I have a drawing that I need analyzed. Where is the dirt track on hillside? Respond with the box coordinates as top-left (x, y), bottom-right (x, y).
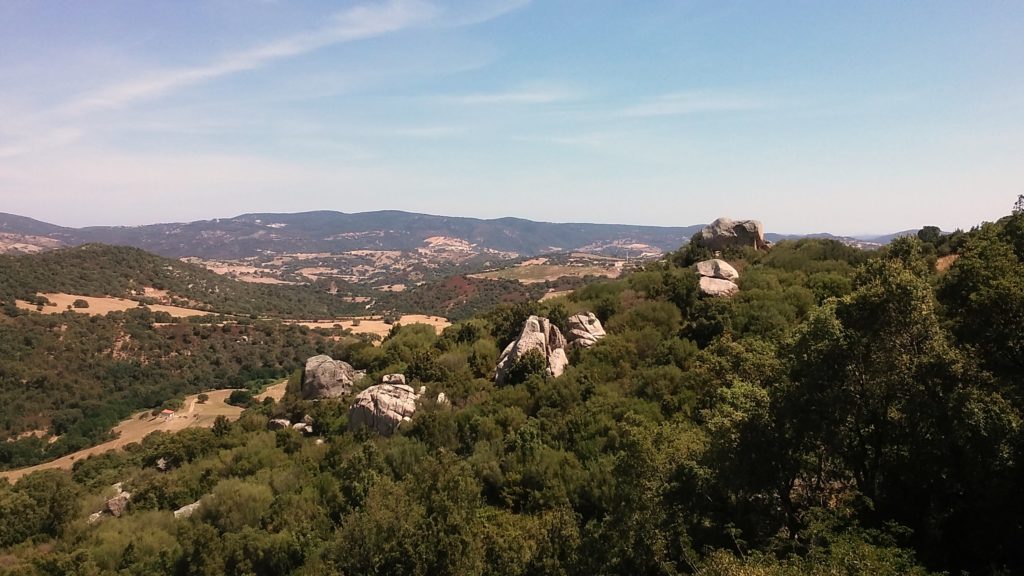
top-left (0, 381), bottom-right (287, 483)
top-left (15, 293), bottom-right (213, 318)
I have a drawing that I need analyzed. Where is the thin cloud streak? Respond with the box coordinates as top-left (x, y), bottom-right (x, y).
top-left (436, 0), bottom-right (532, 27)
top-left (55, 0), bottom-right (439, 116)
top-left (442, 89), bottom-right (576, 105)
top-left (621, 91), bottom-right (770, 117)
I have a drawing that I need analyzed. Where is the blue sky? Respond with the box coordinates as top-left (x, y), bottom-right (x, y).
top-left (0, 0), bottom-right (1021, 234)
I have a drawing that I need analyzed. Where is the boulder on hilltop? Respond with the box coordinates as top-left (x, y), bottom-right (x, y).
top-left (495, 316), bottom-right (569, 385)
top-left (302, 355), bottom-right (364, 399)
top-left (695, 218), bottom-right (769, 252)
top-left (566, 312), bottom-right (606, 349)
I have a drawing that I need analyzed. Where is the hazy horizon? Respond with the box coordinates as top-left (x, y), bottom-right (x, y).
top-left (1, 1), bottom-right (1021, 235)
top-left (3, 206), bottom-right (981, 239)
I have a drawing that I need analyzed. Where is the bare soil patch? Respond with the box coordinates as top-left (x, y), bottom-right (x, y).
top-left (936, 254), bottom-right (960, 272)
top-left (294, 314), bottom-right (450, 338)
top-left (15, 293), bottom-right (213, 318)
top-left (470, 264), bottom-right (620, 284)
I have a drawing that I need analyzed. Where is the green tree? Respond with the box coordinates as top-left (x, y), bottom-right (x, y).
top-left (783, 257), bottom-right (1020, 571)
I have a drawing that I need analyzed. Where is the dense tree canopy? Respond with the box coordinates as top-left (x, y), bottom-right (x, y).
top-left (1, 210), bottom-right (1023, 575)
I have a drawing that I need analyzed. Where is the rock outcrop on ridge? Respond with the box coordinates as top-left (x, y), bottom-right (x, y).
top-left (695, 218), bottom-right (769, 252)
top-left (495, 316), bottom-right (569, 385)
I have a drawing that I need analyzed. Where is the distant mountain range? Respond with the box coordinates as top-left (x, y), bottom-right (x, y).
top-left (764, 231), bottom-right (922, 249)
top-left (0, 210), bottom-right (917, 258)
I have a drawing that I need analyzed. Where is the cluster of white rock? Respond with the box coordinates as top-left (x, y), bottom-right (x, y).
top-left (566, 312), bottom-right (606, 349)
top-left (690, 216), bottom-right (772, 296)
top-left (268, 414), bottom-right (315, 435)
top-left (494, 313), bottom-right (607, 384)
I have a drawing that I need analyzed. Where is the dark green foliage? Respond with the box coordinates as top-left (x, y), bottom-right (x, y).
top-left (0, 310), bottom-right (335, 469)
top-left (0, 470), bottom-right (79, 546)
top-left (503, 349), bottom-right (549, 386)
top-left (939, 214), bottom-right (1024, 377)
top-left (226, 390), bottom-right (254, 408)
top-left (3, 217), bottom-right (1024, 576)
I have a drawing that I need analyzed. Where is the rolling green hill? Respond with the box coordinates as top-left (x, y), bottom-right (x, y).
top-left (0, 244), bottom-right (366, 318)
top-left (0, 210), bottom-right (702, 259)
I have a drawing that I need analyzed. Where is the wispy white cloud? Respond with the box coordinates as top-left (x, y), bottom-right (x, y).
top-left (436, 0), bottom-right (532, 27)
top-left (391, 125), bottom-right (468, 138)
top-left (0, 0), bottom-right (531, 161)
top-left (56, 0), bottom-right (438, 116)
top-left (442, 88), bottom-right (576, 105)
top-left (512, 132), bottom-right (611, 148)
top-left (621, 91), bottom-right (770, 117)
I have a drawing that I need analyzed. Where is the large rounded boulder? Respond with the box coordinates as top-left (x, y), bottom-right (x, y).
top-left (695, 217), bottom-right (769, 252)
top-left (347, 383), bottom-right (420, 436)
top-left (302, 355), bottom-right (363, 400)
top-left (699, 277), bottom-right (740, 297)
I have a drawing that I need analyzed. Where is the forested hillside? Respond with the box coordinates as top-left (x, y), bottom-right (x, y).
top-left (0, 309), bottom-right (347, 470)
top-left (0, 244), bottom-right (366, 318)
top-left (1, 206), bottom-right (1022, 575)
